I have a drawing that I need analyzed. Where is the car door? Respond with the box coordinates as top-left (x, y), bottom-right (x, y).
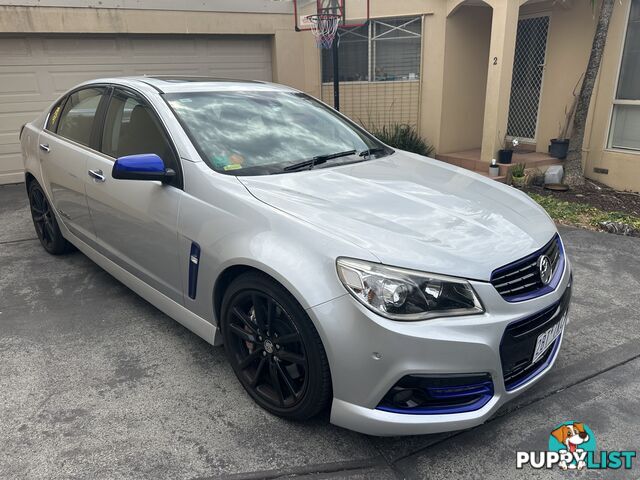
top-left (84, 87), bottom-right (184, 304)
top-left (38, 87), bottom-right (106, 242)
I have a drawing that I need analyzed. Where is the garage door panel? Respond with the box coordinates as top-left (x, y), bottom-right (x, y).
top-left (49, 69), bottom-right (127, 93)
top-left (0, 37), bottom-right (31, 57)
top-left (130, 37), bottom-right (199, 56)
top-left (0, 113), bottom-right (42, 141)
top-left (0, 34), bottom-right (273, 184)
top-left (130, 66), bottom-right (203, 76)
top-left (42, 36), bottom-right (120, 57)
top-left (0, 72), bottom-right (40, 97)
top-left (0, 151), bottom-right (24, 182)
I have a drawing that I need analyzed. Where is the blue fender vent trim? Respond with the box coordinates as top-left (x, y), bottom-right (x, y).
top-left (376, 374), bottom-right (494, 415)
top-left (188, 242), bottom-right (201, 300)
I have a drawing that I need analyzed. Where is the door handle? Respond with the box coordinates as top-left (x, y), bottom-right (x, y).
top-left (39, 143), bottom-right (50, 153)
top-left (88, 169), bottom-right (105, 182)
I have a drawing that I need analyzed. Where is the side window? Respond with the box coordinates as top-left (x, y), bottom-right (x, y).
top-left (101, 89), bottom-right (177, 170)
top-left (56, 88), bottom-right (104, 146)
top-left (45, 98), bottom-right (65, 132)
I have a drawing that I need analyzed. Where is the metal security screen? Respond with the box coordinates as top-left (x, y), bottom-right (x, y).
top-left (321, 16), bottom-right (422, 128)
top-left (506, 16), bottom-right (549, 140)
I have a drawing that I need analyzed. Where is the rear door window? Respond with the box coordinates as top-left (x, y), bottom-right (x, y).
top-left (56, 87), bottom-right (105, 146)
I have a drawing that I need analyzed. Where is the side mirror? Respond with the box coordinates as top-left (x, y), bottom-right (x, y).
top-left (112, 154), bottom-right (175, 183)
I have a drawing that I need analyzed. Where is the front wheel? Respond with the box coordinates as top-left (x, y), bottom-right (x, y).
top-left (221, 273), bottom-right (332, 420)
top-left (28, 181), bottom-right (73, 255)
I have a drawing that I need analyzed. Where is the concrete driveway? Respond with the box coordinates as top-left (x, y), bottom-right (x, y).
top-left (1, 182), bottom-right (639, 480)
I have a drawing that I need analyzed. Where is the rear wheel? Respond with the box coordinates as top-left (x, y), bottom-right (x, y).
top-left (28, 181), bottom-right (73, 255)
top-left (221, 273), bottom-right (331, 420)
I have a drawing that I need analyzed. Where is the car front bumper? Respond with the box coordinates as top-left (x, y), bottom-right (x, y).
top-left (307, 258), bottom-right (572, 436)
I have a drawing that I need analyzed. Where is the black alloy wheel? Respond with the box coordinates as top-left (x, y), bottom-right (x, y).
top-left (221, 273), bottom-right (331, 420)
top-left (28, 181), bottom-right (72, 255)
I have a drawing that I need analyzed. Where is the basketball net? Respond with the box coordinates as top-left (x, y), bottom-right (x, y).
top-left (308, 13), bottom-right (341, 49)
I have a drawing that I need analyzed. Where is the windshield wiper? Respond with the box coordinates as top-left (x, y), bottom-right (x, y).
top-left (359, 147), bottom-right (386, 158)
top-left (283, 150), bottom-right (357, 172)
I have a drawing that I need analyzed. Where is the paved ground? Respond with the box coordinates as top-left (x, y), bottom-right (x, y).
top-left (1, 182), bottom-right (639, 480)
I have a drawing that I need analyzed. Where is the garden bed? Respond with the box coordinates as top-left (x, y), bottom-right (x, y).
top-left (522, 181), bottom-right (640, 237)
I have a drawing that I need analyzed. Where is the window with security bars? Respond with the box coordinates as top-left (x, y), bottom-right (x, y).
top-left (609, 0), bottom-right (640, 151)
top-left (320, 16), bottom-right (422, 128)
top-left (321, 16), bottom-right (422, 83)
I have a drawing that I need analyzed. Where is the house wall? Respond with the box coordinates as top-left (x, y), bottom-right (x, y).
top-left (1, 0), bottom-right (637, 191)
top-left (298, 0), bottom-right (443, 145)
top-left (321, 81), bottom-right (421, 127)
top-left (439, 5), bottom-right (492, 154)
top-left (585, 0), bottom-right (640, 192)
top-left (521, 0), bottom-right (595, 153)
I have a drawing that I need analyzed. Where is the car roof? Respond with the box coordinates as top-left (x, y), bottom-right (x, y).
top-left (80, 76), bottom-right (298, 94)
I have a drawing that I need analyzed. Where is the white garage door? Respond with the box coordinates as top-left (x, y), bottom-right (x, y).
top-left (0, 34), bottom-right (273, 184)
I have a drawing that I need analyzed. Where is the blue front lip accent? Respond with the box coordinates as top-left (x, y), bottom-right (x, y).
top-left (376, 380), bottom-right (494, 415)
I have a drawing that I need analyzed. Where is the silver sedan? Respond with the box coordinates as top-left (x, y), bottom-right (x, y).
top-left (20, 77), bottom-right (572, 436)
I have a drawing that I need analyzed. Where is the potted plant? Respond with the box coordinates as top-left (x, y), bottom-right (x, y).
top-left (549, 74), bottom-right (582, 159)
top-left (510, 163), bottom-right (527, 187)
top-left (549, 111), bottom-right (572, 159)
top-left (498, 135), bottom-right (519, 164)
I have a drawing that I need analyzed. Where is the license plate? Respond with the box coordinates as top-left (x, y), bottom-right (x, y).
top-left (532, 316), bottom-right (566, 363)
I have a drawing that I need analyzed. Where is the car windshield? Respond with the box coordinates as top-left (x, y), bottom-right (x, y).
top-left (165, 90), bottom-right (391, 175)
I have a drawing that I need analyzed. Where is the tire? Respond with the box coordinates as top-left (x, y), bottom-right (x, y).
top-left (27, 181), bottom-right (73, 255)
top-left (221, 272), bottom-right (332, 420)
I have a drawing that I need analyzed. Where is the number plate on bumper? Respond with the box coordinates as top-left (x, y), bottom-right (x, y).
top-left (532, 315), bottom-right (566, 363)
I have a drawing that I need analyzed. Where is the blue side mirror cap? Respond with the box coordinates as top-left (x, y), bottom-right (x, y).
top-left (112, 154), bottom-right (175, 182)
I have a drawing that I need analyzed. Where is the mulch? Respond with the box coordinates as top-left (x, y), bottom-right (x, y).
top-left (523, 180), bottom-right (640, 217)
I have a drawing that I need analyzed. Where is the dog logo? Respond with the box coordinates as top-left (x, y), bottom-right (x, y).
top-left (538, 254), bottom-right (553, 285)
top-left (549, 422), bottom-right (595, 470)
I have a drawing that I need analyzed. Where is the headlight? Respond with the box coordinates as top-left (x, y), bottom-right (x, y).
top-left (336, 258), bottom-right (484, 321)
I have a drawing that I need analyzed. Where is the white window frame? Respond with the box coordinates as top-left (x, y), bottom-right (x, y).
top-left (607, 0), bottom-right (640, 153)
top-left (321, 15), bottom-right (422, 85)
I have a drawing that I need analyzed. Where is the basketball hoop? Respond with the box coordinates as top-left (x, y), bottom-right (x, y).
top-left (307, 13), bottom-right (341, 49)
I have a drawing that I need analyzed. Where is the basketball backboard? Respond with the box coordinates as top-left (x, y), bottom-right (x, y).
top-left (293, 0), bottom-right (370, 32)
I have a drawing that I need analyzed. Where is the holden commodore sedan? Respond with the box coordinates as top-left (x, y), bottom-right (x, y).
top-left (20, 77), bottom-right (571, 436)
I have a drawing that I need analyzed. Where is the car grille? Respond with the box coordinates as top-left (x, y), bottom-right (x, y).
top-left (490, 235), bottom-right (563, 302)
top-left (500, 282), bottom-right (571, 391)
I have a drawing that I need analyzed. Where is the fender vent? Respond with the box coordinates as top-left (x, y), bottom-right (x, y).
top-left (188, 242), bottom-right (201, 300)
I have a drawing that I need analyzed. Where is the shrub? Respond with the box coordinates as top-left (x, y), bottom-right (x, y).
top-left (369, 123), bottom-right (435, 157)
top-left (511, 163), bottom-right (526, 178)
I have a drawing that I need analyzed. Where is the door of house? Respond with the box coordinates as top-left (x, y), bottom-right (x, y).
top-left (506, 15), bottom-right (550, 142)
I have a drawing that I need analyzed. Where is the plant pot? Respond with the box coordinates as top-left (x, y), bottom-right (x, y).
top-left (549, 139), bottom-right (569, 159)
top-left (489, 165), bottom-right (500, 177)
top-left (511, 175), bottom-right (527, 187)
top-left (498, 149), bottom-right (513, 164)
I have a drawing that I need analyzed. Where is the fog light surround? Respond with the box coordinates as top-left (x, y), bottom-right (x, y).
top-left (377, 374), bottom-right (494, 415)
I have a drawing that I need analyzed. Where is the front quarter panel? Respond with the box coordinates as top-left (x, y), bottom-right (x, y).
top-left (178, 161), bottom-right (377, 327)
